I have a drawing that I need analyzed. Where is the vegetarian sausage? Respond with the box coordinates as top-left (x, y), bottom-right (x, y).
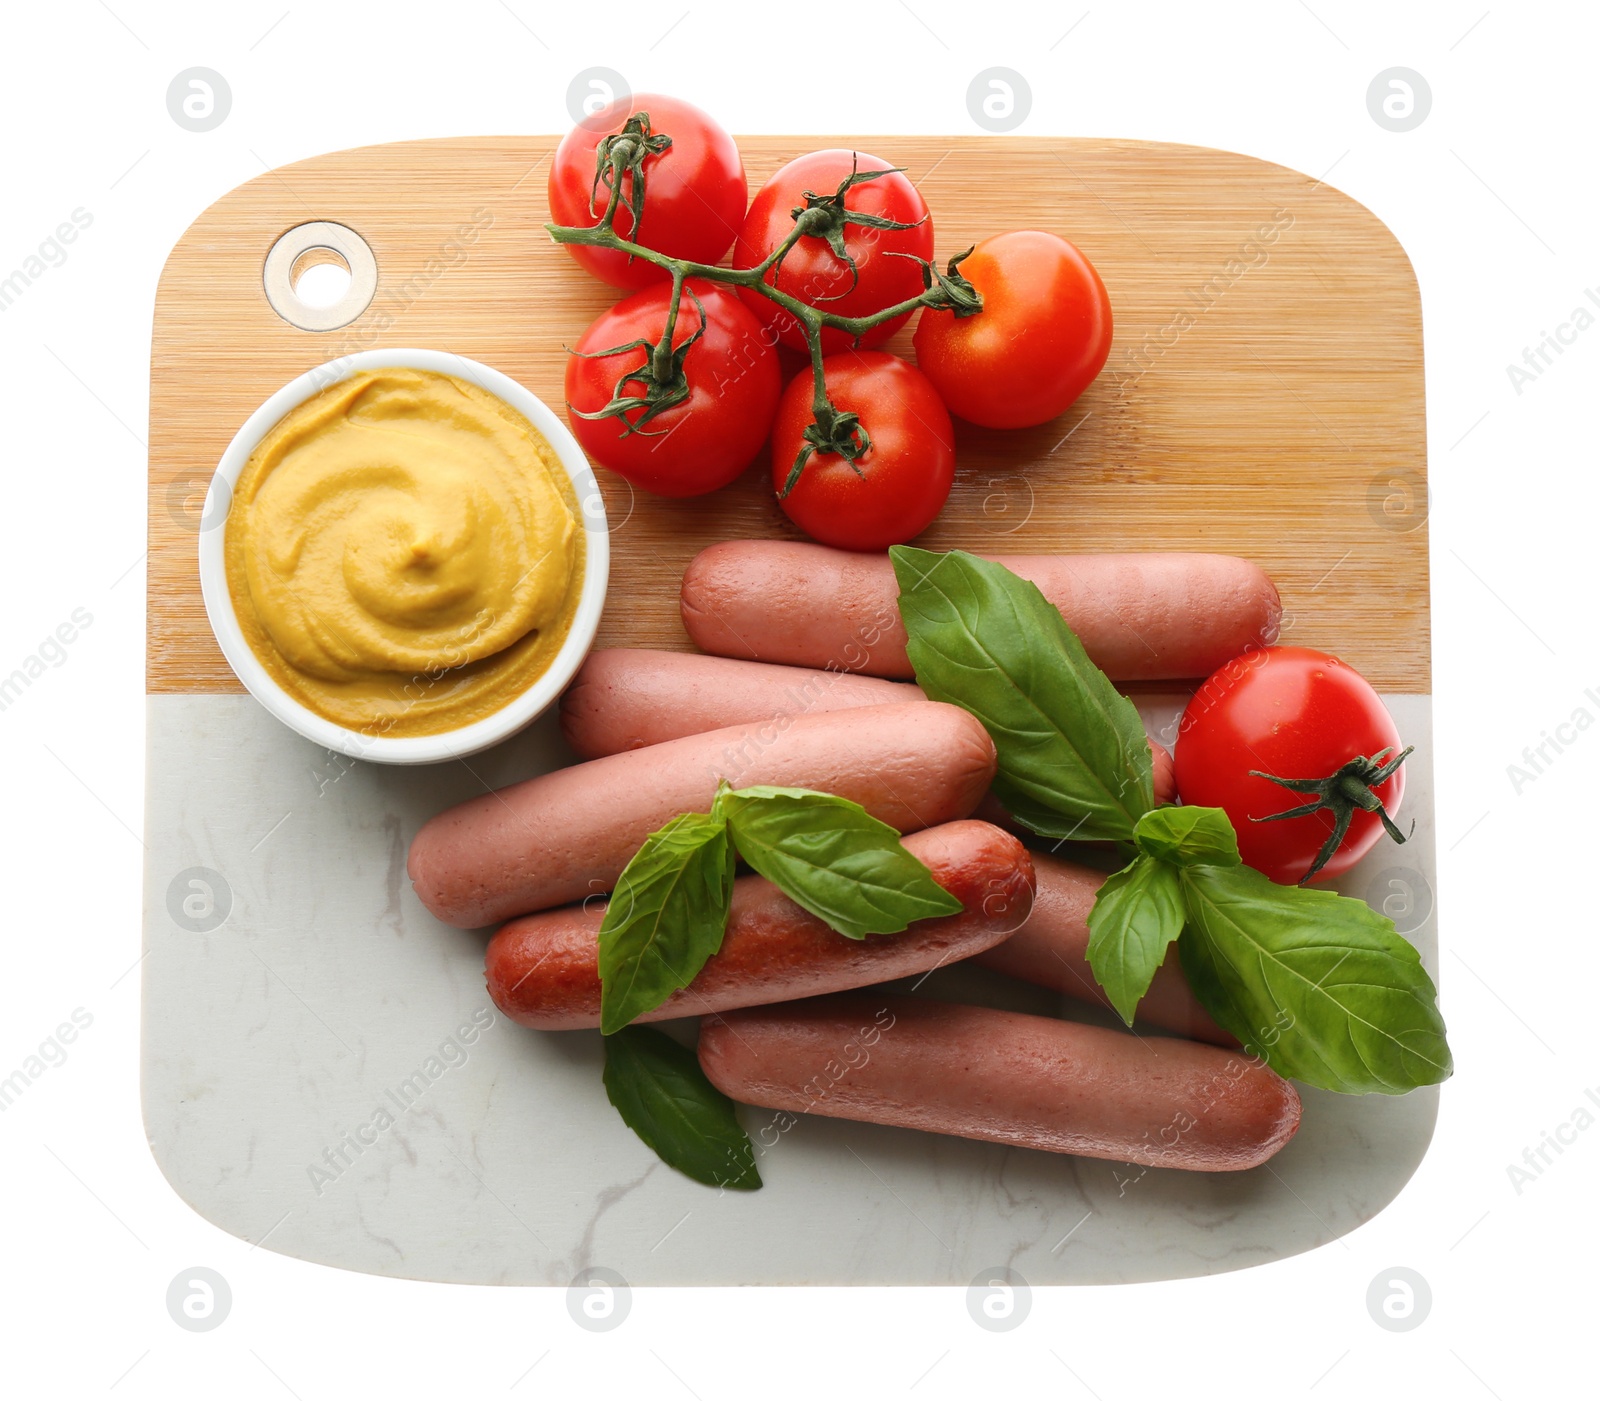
top-left (486, 820), bottom-right (1034, 1029)
top-left (680, 539), bottom-right (1281, 681)
top-left (408, 701), bottom-right (996, 928)
top-left (699, 993), bottom-right (1300, 1171)
top-left (974, 853), bottom-right (1233, 1046)
top-left (559, 647), bottom-right (1176, 804)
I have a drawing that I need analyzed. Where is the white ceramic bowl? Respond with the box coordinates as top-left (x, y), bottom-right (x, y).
top-left (198, 349), bottom-right (609, 765)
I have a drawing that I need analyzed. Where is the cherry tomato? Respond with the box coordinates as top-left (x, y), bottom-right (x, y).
top-left (1174, 646), bottom-right (1408, 885)
top-left (548, 94), bottom-right (746, 290)
top-left (565, 279), bottom-right (781, 498)
top-left (732, 150), bottom-right (933, 355)
top-left (770, 351), bottom-right (954, 550)
top-left (913, 230), bottom-right (1112, 429)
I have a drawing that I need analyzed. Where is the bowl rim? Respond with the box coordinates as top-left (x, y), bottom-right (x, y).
top-left (196, 348), bottom-right (610, 766)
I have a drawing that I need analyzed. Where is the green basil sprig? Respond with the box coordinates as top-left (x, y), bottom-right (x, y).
top-left (597, 812), bottom-right (736, 1035)
top-left (596, 781), bottom-right (962, 1186)
top-left (1087, 806), bottom-right (1239, 1022)
top-left (603, 1025), bottom-right (760, 1190)
top-left (1179, 858), bottom-right (1453, 1095)
top-left (1132, 803), bottom-right (1242, 867)
top-left (890, 546), bottom-right (1153, 841)
top-left (715, 786), bottom-right (963, 938)
top-left (598, 782), bottom-right (960, 1032)
top-left (1107, 807), bottom-right (1452, 1093)
top-left (1084, 855), bottom-right (1186, 1025)
top-left (889, 545), bottom-right (1452, 1097)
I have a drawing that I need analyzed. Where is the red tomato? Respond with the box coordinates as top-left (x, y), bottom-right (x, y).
top-left (548, 94), bottom-right (746, 290)
top-left (732, 150), bottom-right (933, 355)
top-left (1174, 646), bottom-right (1409, 885)
top-left (913, 230), bottom-right (1112, 429)
top-left (564, 279), bottom-right (781, 498)
top-left (770, 351), bottom-right (954, 550)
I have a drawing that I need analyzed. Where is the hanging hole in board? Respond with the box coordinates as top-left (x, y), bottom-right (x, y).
top-left (289, 246), bottom-right (353, 308)
top-left (263, 221), bottom-right (377, 332)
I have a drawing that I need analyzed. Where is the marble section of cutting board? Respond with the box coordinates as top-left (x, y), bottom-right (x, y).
top-left (142, 693), bottom-right (1439, 1286)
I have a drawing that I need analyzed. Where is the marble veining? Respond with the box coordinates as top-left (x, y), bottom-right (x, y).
top-left (142, 694), bottom-right (1441, 1285)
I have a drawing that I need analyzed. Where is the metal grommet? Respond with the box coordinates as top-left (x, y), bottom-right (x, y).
top-left (262, 221), bottom-right (378, 332)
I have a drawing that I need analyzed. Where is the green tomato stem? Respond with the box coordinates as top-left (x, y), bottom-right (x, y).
top-left (548, 116), bottom-right (983, 482)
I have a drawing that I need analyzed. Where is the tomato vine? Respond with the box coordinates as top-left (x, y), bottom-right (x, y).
top-left (546, 110), bottom-right (984, 492)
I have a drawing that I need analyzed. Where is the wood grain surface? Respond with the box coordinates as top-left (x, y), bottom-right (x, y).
top-left (148, 134), bottom-right (1429, 694)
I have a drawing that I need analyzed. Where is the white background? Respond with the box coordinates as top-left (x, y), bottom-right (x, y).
top-left (1, 1), bottom-right (1593, 1395)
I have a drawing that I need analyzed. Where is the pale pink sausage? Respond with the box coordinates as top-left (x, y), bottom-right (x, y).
top-left (680, 540), bottom-right (1281, 681)
top-left (699, 994), bottom-right (1300, 1171)
top-left (973, 853), bottom-right (1234, 1046)
top-left (559, 648), bottom-right (1176, 803)
top-left (560, 649), bottom-right (917, 758)
top-left (408, 701), bottom-right (996, 928)
top-left (486, 821), bottom-right (1034, 1029)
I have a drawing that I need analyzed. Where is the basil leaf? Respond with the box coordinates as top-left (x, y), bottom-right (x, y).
top-left (597, 811), bottom-right (735, 1034)
top-left (889, 546), bottom-right (1154, 842)
top-left (717, 785), bottom-right (963, 939)
top-left (1085, 855), bottom-right (1187, 1025)
top-left (1178, 862), bottom-right (1453, 1095)
top-left (603, 1025), bottom-right (761, 1190)
top-left (1134, 805), bottom-right (1241, 867)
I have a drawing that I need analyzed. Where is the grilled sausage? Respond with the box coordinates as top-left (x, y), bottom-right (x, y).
top-left (974, 853), bottom-right (1233, 1045)
top-left (699, 993), bottom-right (1300, 1170)
top-left (486, 821), bottom-right (1034, 1028)
top-left (409, 701), bottom-right (995, 927)
top-left (559, 647), bottom-right (1176, 806)
top-left (680, 540), bottom-right (1281, 681)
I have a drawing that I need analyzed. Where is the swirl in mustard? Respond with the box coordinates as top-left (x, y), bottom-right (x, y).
top-left (225, 368), bottom-right (583, 737)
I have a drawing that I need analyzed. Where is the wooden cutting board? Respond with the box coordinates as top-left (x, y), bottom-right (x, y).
top-left (147, 134), bottom-right (1428, 694)
top-left (142, 136), bottom-right (1437, 1286)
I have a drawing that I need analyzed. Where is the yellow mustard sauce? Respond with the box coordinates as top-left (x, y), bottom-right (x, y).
top-left (224, 367), bottom-right (583, 737)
